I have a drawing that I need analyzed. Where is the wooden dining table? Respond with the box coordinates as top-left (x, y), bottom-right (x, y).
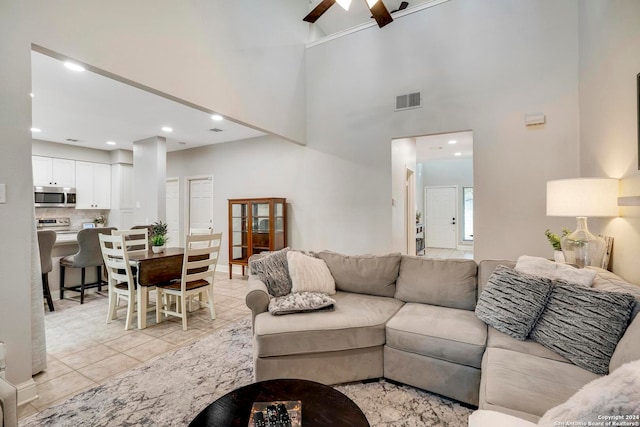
top-left (128, 247), bottom-right (185, 329)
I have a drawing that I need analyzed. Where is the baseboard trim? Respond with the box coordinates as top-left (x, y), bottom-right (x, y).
top-left (17, 378), bottom-right (37, 405)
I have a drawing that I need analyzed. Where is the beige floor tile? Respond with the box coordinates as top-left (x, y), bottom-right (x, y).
top-left (47, 337), bottom-right (101, 359)
top-left (58, 344), bottom-right (120, 370)
top-left (140, 320), bottom-right (184, 337)
top-left (33, 360), bottom-right (74, 384)
top-left (17, 403), bottom-right (38, 419)
top-left (103, 331), bottom-right (155, 352)
top-left (159, 328), bottom-right (206, 346)
top-left (30, 371), bottom-right (97, 410)
top-left (77, 353), bottom-right (140, 383)
top-left (123, 338), bottom-right (177, 362)
top-left (215, 308), bottom-right (248, 322)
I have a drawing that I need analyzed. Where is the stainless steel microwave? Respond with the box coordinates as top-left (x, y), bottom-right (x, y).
top-left (34, 186), bottom-right (76, 208)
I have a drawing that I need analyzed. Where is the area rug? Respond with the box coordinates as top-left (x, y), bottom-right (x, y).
top-left (20, 318), bottom-right (472, 426)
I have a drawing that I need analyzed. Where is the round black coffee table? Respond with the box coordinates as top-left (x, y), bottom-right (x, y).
top-left (189, 378), bottom-right (370, 427)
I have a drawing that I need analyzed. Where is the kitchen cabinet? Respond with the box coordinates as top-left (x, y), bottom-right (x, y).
top-left (75, 161), bottom-right (111, 209)
top-left (32, 156), bottom-right (75, 187)
top-left (228, 197), bottom-right (287, 278)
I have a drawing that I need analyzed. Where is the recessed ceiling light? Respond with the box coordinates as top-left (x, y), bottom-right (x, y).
top-left (30, 127), bottom-right (41, 133)
top-left (64, 61), bottom-right (85, 72)
top-left (30, 93), bottom-right (34, 98)
top-left (162, 126), bottom-right (173, 132)
top-left (106, 141), bottom-right (116, 146)
top-left (454, 152), bottom-right (462, 156)
top-left (448, 140), bottom-right (457, 145)
top-left (211, 114), bottom-right (224, 121)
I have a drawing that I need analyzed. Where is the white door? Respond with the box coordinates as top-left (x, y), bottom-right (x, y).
top-left (188, 177), bottom-right (213, 232)
top-left (426, 186), bottom-right (457, 249)
top-left (166, 178), bottom-right (180, 247)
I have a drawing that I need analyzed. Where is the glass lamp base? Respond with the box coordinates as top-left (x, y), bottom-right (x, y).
top-left (560, 217), bottom-right (605, 268)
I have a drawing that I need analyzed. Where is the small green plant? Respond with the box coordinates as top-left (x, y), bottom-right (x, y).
top-left (151, 234), bottom-right (167, 246)
top-left (150, 221), bottom-right (168, 246)
top-left (544, 228), bottom-right (571, 251)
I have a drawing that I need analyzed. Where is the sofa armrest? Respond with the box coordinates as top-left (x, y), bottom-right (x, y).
top-left (246, 275), bottom-right (270, 328)
top-left (0, 377), bottom-right (18, 427)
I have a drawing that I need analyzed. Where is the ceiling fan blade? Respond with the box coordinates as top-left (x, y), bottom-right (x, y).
top-left (367, 0), bottom-right (393, 28)
top-left (303, 0), bottom-right (337, 23)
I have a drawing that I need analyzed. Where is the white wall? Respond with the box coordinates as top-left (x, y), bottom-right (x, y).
top-left (421, 158), bottom-right (473, 246)
top-left (167, 135), bottom-right (304, 265)
top-left (578, 0), bottom-right (640, 283)
top-left (32, 139), bottom-right (111, 164)
top-left (0, 1), bottom-right (35, 389)
top-left (26, 0), bottom-right (308, 144)
top-left (306, 0), bottom-right (581, 261)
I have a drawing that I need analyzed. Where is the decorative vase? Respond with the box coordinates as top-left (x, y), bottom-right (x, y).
top-left (553, 250), bottom-right (565, 263)
top-left (152, 245), bottom-right (165, 254)
top-left (560, 217), bottom-right (605, 268)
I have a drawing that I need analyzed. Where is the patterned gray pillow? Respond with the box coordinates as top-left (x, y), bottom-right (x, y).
top-left (475, 265), bottom-right (554, 340)
top-left (530, 283), bottom-right (636, 375)
top-left (249, 248), bottom-right (292, 297)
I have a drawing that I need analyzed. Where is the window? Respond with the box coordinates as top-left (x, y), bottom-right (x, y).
top-left (463, 187), bottom-right (473, 241)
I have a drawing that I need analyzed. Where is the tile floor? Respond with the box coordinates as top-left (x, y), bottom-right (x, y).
top-left (18, 272), bottom-right (250, 421)
top-left (423, 247), bottom-right (474, 260)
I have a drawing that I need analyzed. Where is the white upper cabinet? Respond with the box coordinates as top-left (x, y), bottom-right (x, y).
top-left (75, 161), bottom-right (111, 209)
top-left (32, 156), bottom-right (75, 187)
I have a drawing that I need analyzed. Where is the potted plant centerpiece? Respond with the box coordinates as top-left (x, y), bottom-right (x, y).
top-left (94, 215), bottom-right (106, 228)
top-left (151, 221), bottom-right (168, 253)
top-left (544, 228), bottom-right (571, 263)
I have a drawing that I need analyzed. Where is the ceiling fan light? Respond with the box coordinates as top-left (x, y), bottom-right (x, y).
top-left (366, 0), bottom-right (379, 8)
top-left (336, 0), bottom-right (352, 10)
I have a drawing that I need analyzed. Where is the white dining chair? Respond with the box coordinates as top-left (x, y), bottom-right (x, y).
top-left (156, 232), bottom-right (222, 331)
top-left (99, 233), bottom-right (137, 330)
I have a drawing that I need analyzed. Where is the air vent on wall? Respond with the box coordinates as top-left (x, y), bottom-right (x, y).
top-left (65, 138), bottom-right (80, 142)
top-left (395, 92), bottom-right (422, 111)
top-left (209, 128), bottom-right (223, 132)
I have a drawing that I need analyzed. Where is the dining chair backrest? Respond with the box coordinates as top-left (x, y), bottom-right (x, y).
top-left (99, 233), bottom-right (135, 293)
top-left (72, 227), bottom-right (116, 268)
top-left (181, 232), bottom-right (222, 292)
top-left (37, 230), bottom-right (57, 274)
top-left (188, 228), bottom-right (214, 249)
top-left (113, 228), bottom-right (149, 254)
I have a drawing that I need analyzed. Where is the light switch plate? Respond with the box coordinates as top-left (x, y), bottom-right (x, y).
top-left (0, 184), bottom-right (6, 203)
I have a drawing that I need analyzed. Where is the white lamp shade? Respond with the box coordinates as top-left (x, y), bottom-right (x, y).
top-left (546, 178), bottom-right (618, 217)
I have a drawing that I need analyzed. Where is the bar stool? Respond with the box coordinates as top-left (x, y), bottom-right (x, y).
top-left (37, 230), bottom-right (57, 312)
top-left (60, 227), bottom-right (115, 304)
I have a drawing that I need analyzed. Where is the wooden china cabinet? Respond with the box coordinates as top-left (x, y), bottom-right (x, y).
top-left (227, 197), bottom-right (287, 278)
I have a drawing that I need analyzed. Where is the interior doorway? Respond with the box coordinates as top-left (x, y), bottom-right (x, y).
top-left (184, 175), bottom-right (214, 238)
top-left (406, 168), bottom-right (416, 255)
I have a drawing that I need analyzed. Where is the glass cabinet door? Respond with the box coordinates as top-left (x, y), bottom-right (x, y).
top-left (274, 201), bottom-right (285, 249)
top-left (251, 202), bottom-right (271, 253)
top-left (231, 202), bottom-right (248, 261)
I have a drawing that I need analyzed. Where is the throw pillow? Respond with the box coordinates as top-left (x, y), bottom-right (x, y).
top-left (538, 359), bottom-right (640, 426)
top-left (530, 284), bottom-right (636, 375)
top-left (287, 251), bottom-right (336, 295)
top-left (475, 265), bottom-right (553, 340)
top-left (515, 255), bottom-right (596, 287)
top-left (249, 248), bottom-right (292, 297)
top-left (268, 292), bottom-right (336, 315)
top-left (317, 251), bottom-right (401, 297)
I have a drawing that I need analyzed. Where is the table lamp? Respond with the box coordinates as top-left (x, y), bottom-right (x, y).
top-left (546, 178), bottom-right (618, 268)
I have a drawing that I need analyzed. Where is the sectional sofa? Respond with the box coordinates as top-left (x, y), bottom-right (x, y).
top-left (245, 251), bottom-right (640, 421)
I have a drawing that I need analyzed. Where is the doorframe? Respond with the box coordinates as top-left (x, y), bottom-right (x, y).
top-left (405, 167), bottom-right (416, 255)
top-left (183, 174), bottom-right (214, 241)
top-left (165, 176), bottom-right (180, 247)
top-left (424, 185), bottom-right (458, 249)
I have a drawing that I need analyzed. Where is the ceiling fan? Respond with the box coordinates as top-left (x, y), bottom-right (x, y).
top-left (303, 0), bottom-right (395, 28)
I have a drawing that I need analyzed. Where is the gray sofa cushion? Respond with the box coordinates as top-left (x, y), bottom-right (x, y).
top-left (386, 303), bottom-right (487, 368)
top-left (610, 313), bottom-right (640, 372)
top-left (487, 327), bottom-right (569, 364)
top-left (480, 347), bottom-right (600, 417)
top-left (254, 291), bottom-right (404, 357)
top-left (530, 284), bottom-right (636, 375)
top-left (317, 251), bottom-right (401, 297)
top-left (475, 265), bottom-right (553, 340)
top-left (249, 248), bottom-right (291, 297)
top-left (394, 257), bottom-right (478, 310)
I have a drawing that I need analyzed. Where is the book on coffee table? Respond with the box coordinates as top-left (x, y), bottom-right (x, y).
top-left (249, 400), bottom-right (301, 427)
